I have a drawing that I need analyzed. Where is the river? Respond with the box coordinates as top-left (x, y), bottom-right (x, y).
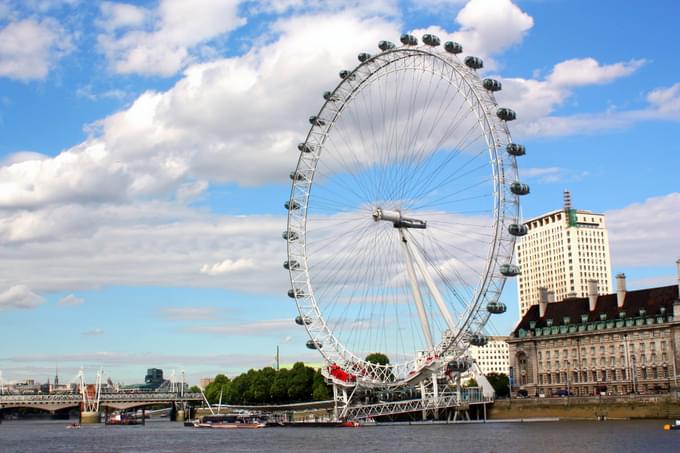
top-left (0, 419), bottom-right (676, 452)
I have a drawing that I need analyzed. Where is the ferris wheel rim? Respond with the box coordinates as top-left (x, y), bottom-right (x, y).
top-left (285, 41), bottom-right (520, 386)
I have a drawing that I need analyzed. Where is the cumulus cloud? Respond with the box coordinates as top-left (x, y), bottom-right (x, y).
top-left (0, 17), bottom-right (72, 80)
top-left (200, 258), bottom-right (257, 275)
top-left (0, 201), bottom-right (287, 293)
top-left (0, 285), bottom-right (44, 309)
top-left (97, 0), bottom-right (246, 76)
top-left (548, 57), bottom-right (645, 87)
top-left (58, 294), bottom-right (84, 306)
top-left (607, 192), bottom-right (680, 268)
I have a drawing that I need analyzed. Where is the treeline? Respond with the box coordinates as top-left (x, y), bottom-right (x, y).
top-left (199, 362), bottom-right (331, 405)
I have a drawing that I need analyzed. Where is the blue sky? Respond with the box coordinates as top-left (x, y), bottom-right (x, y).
top-left (0, 0), bottom-right (678, 385)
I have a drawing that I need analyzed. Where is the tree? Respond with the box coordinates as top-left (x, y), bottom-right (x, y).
top-left (270, 369), bottom-right (290, 403)
top-left (287, 362), bottom-right (314, 401)
top-left (250, 367), bottom-right (276, 403)
top-left (486, 372), bottom-right (510, 398)
top-left (312, 369), bottom-right (331, 400)
top-left (204, 374), bottom-right (230, 404)
top-left (188, 385), bottom-right (201, 393)
top-left (464, 378), bottom-right (478, 387)
top-left (365, 353), bottom-right (390, 366)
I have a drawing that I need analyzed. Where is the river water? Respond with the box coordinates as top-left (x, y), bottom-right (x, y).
top-left (0, 419), bottom-right (676, 452)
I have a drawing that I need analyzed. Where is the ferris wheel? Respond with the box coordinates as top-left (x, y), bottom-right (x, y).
top-left (284, 33), bottom-right (528, 388)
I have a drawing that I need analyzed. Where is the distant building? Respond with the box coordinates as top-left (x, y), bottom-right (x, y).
top-left (199, 377), bottom-right (213, 390)
top-left (507, 263), bottom-right (680, 397)
top-left (516, 191), bottom-right (612, 318)
top-left (469, 336), bottom-right (509, 375)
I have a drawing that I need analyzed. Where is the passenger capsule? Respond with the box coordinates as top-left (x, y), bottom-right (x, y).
top-left (290, 171), bottom-right (304, 181)
top-left (357, 52), bottom-right (371, 63)
top-left (284, 200), bottom-right (300, 211)
top-left (378, 40), bottom-right (396, 51)
top-left (497, 108), bottom-right (516, 121)
top-left (288, 288), bottom-right (305, 298)
top-left (422, 34), bottom-right (440, 46)
top-left (464, 56), bottom-right (483, 70)
top-left (482, 78), bottom-right (502, 92)
top-left (283, 260), bottom-right (300, 270)
top-left (508, 223), bottom-right (528, 236)
top-left (444, 41), bottom-right (463, 54)
top-left (298, 142), bottom-right (314, 153)
top-left (487, 301), bottom-right (507, 314)
top-left (323, 91), bottom-right (340, 102)
top-left (510, 182), bottom-right (530, 195)
top-left (282, 230), bottom-right (299, 241)
top-left (506, 143), bottom-right (526, 156)
top-left (339, 69), bottom-right (354, 80)
top-left (309, 116), bottom-right (326, 126)
top-left (306, 339), bottom-right (321, 349)
top-left (500, 264), bottom-right (521, 277)
top-left (469, 334), bottom-right (488, 347)
top-left (295, 315), bottom-right (311, 325)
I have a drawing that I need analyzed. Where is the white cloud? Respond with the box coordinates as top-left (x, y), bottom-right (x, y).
top-left (82, 328), bottom-right (104, 336)
top-left (185, 319), bottom-right (294, 335)
top-left (548, 58), bottom-right (645, 87)
top-left (0, 285), bottom-right (44, 309)
top-left (58, 294), bottom-right (84, 306)
top-left (201, 257), bottom-right (257, 275)
top-left (97, 0), bottom-right (246, 76)
top-left (521, 167), bottom-right (562, 182)
top-left (607, 192), bottom-right (680, 268)
top-left (0, 201), bottom-right (288, 293)
top-left (453, 0), bottom-right (532, 59)
top-left (160, 307), bottom-right (220, 321)
top-left (0, 18), bottom-right (72, 80)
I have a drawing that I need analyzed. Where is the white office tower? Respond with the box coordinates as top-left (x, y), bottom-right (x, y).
top-left (516, 191), bottom-right (613, 318)
top-left (469, 336), bottom-right (510, 375)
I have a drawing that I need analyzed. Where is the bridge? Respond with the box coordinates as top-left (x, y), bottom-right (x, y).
top-left (0, 392), bottom-right (204, 423)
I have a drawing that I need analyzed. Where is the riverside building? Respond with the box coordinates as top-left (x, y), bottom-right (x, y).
top-left (516, 191), bottom-right (612, 318)
top-left (507, 261), bottom-right (680, 397)
top-left (469, 336), bottom-right (510, 375)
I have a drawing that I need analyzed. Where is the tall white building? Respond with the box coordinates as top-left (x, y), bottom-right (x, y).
top-left (516, 192), bottom-right (612, 318)
top-left (469, 336), bottom-right (510, 375)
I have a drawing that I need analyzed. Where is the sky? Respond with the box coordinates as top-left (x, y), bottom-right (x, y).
top-left (0, 0), bottom-right (678, 386)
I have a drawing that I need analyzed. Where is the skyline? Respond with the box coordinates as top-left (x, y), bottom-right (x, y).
top-left (0, 0), bottom-right (679, 384)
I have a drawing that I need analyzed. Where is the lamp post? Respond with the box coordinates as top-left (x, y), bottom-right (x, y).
top-left (566, 361), bottom-right (570, 397)
top-left (632, 356), bottom-right (637, 394)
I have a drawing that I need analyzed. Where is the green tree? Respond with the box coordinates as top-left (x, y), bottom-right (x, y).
top-left (365, 352), bottom-right (390, 366)
top-left (205, 374), bottom-right (230, 404)
top-left (270, 369), bottom-right (290, 403)
top-left (464, 378), bottom-right (478, 387)
top-left (250, 367), bottom-right (276, 403)
top-left (287, 362), bottom-right (314, 401)
top-left (227, 372), bottom-right (252, 404)
top-left (486, 372), bottom-right (510, 398)
top-left (188, 385), bottom-right (200, 393)
top-left (312, 369), bottom-right (331, 400)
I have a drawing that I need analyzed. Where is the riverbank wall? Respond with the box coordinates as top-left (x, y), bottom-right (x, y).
top-left (488, 395), bottom-right (680, 420)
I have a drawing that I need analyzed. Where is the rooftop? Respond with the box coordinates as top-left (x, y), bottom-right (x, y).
top-left (512, 284), bottom-right (679, 337)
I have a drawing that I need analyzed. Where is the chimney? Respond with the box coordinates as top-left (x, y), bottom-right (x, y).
top-left (676, 258), bottom-right (680, 295)
top-left (547, 291), bottom-right (556, 303)
top-left (616, 273), bottom-right (626, 308)
top-left (539, 287), bottom-right (549, 318)
top-left (588, 279), bottom-right (599, 312)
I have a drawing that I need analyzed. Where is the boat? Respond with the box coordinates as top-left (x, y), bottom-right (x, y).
top-left (663, 420), bottom-right (680, 430)
top-left (106, 413), bottom-right (142, 425)
top-left (66, 423), bottom-right (81, 429)
top-left (190, 413), bottom-right (267, 429)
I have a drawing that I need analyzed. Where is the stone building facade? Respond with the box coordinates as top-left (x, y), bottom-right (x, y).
top-left (507, 267), bottom-right (680, 397)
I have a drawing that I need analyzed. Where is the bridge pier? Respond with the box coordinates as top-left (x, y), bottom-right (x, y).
top-left (80, 410), bottom-right (100, 424)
